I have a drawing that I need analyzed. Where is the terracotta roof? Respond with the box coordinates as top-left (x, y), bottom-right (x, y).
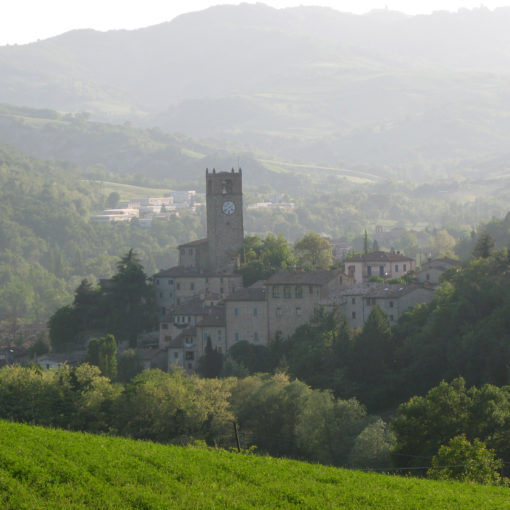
top-left (224, 287), bottom-right (266, 302)
top-left (266, 270), bottom-right (342, 286)
top-left (153, 266), bottom-right (240, 278)
top-left (332, 283), bottom-right (434, 300)
top-left (178, 238), bottom-right (208, 248)
top-left (346, 251), bottom-right (414, 263)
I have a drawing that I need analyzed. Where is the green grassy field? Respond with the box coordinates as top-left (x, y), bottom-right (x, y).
top-left (0, 421), bottom-right (508, 509)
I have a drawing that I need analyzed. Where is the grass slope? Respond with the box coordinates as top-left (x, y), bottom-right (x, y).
top-left (0, 421), bottom-right (508, 509)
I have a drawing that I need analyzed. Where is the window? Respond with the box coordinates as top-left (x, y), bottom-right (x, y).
top-left (254, 332), bottom-right (259, 342)
top-left (426, 273), bottom-right (430, 281)
top-left (389, 301), bottom-right (394, 308)
top-left (156, 279), bottom-right (160, 286)
top-left (234, 308), bottom-right (238, 316)
top-left (284, 286), bottom-right (291, 298)
top-left (220, 287), bottom-right (224, 294)
top-left (296, 307), bottom-right (302, 316)
top-left (403, 264), bottom-right (407, 272)
top-left (395, 264), bottom-right (399, 272)
top-left (379, 265), bottom-right (385, 277)
top-left (169, 280), bottom-right (173, 285)
top-left (295, 286), bottom-right (303, 298)
top-left (272, 286), bottom-right (280, 298)
top-left (165, 336), bottom-right (172, 342)
top-left (276, 307), bottom-right (282, 317)
top-left (309, 285), bottom-right (313, 294)
top-left (161, 307), bottom-right (165, 315)
top-left (351, 297), bottom-right (356, 305)
top-left (176, 283), bottom-right (181, 290)
top-left (367, 298), bottom-right (376, 305)
top-left (187, 363), bottom-right (192, 369)
top-left (235, 332), bottom-right (239, 341)
top-left (367, 266), bottom-right (372, 276)
top-left (253, 308), bottom-right (258, 317)
top-left (188, 248), bottom-right (193, 255)
top-left (162, 323), bottom-right (169, 330)
top-left (174, 352), bottom-right (179, 359)
top-left (185, 351), bottom-right (194, 361)
top-left (190, 282), bottom-right (195, 290)
top-left (217, 330), bottom-right (222, 339)
top-left (352, 311), bottom-right (356, 319)
top-left (180, 248), bottom-right (185, 255)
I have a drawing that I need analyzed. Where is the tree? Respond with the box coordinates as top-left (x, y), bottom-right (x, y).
top-left (48, 305), bottom-right (78, 352)
top-left (198, 338), bottom-right (223, 378)
top-left (472, 231), bottom-right (495, 259)
top-left (349, 306), bottom-right (394, 410)
top-left (428, 435), bottom-right (503, 485)
top-left (349, 419), bottom-right (396, 470)
top-left (238, 234), bottom-right (295, 286)
top-left (105, 191), bottom-right (120, 209)
top-left (86, 334), bottom-right (117, 380)
top-left (106, 249), bottom-right (157, 346)
top-left (117, 348), bottom-right (142, 382)
top-left (294, 232), bottom-right (333, 270)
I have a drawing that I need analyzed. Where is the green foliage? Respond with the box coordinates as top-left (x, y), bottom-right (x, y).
top-left (294, 232), bottom-right (333, 270)
top-left (116, 348), bottom-right (142, 383)
top-left (392, 378), bottom-right (510, 476)
top-left (86, 334), bottom-right (118, 380)
top-left (227, 341), bottom-right (274, 374)
top-left (27, 334), bottom-right (49, 358)
top-left (116, 369), bottom-right (233, 445)
top-left (472, 231), bottom-right (495, 259)
top-left (48, 305), bottom-right (79, 352)
top-left (50, 251), bottom-right (158, 349)
top-left (198, 338), bottom-right (224, 378)
top-left (428, 435), bottom-right (503, 485)
top-left (239, 234), bottom-right (295, 287)
top-left (349, 419), bottom-right (396, 470)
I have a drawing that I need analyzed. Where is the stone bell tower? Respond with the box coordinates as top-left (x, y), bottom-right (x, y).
top-left (206, 168), bottom-right (244, 273)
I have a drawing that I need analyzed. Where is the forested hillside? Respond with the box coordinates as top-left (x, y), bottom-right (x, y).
top-left (0, 144), bottom-right (205, 326)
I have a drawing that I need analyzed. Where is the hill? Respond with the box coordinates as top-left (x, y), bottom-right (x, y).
top-left (0, 421), bottom-right (508, 509)
top-left (1, 5), bottom-right (510, 172)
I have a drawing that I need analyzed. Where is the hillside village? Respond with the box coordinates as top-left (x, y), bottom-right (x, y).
top-left (139, 169), bottom-right (453, 373)
top-left (0, 168), bottom-right (459, 374)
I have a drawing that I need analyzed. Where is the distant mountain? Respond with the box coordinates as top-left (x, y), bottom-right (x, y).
top-left (1, 4), bottom-right (510, 170)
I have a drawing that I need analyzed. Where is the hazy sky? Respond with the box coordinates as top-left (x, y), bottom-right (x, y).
top-left (2, 1), bottom-right (510, 46)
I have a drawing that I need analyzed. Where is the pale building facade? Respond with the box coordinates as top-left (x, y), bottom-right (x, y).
top-left (345, 251), bottom-right (415, 284)
top-left (327, 283), bottom-right (435, 329)
top-left (265, 270), bottom-right (352, 340)
top-left (225, 285), bottom-right (267, 348)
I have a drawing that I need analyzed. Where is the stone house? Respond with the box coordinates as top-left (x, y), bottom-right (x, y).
top-left (224, 284), bottom-right (267, 348)
top-left (345, 251), bottom-right (415, 284)
top-left (416, 257), bottom-right (461, 285)
top-left (153, 267), bottom-right (241, 316)
top-left (265, 270), bottom-right (352, 340)
top-left (167, 305), bottom-right (226, 373)
top-left (326, 283), bottom-right (435, 329)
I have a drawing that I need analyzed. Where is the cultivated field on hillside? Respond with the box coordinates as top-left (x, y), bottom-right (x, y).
top-left (0, 421), bottom-right (508, 509)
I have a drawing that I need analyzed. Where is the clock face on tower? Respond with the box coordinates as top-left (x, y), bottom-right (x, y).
top-left (222, 201), bottom-right (235, 215)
